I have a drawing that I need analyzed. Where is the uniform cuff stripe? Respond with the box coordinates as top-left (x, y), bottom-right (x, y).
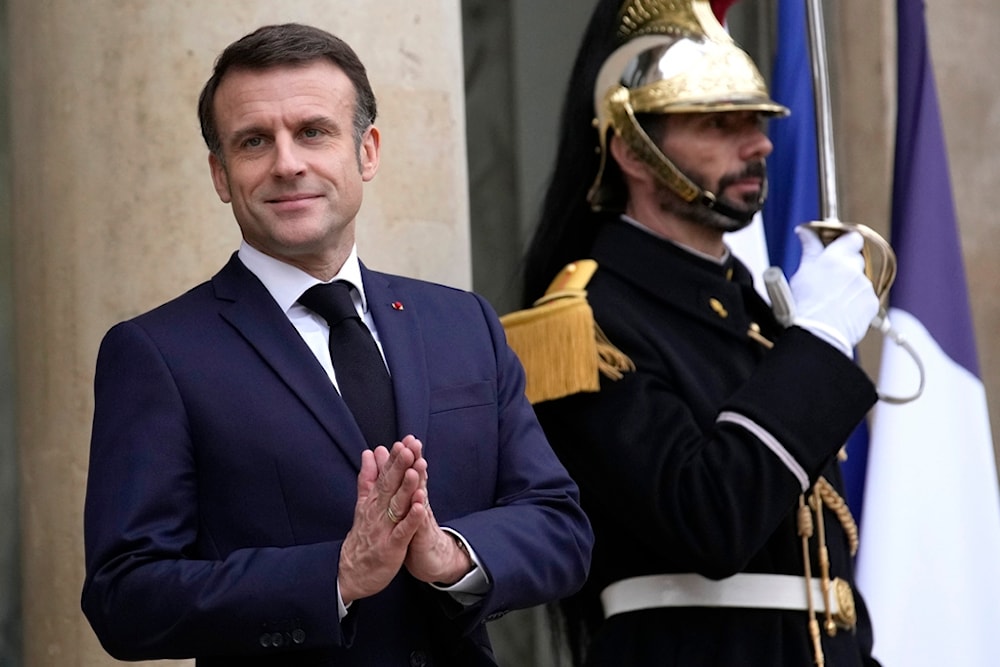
top-left (717, 411), bottom-right (809, 491)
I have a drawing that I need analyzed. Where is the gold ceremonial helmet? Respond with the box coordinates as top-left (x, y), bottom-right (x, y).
top-left (588, 0), bottom-right (790, 212)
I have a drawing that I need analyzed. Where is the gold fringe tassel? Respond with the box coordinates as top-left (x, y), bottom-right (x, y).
top-left (500, 260), bottom-right (635, 404)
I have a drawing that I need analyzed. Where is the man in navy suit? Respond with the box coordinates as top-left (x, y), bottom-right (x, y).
top-left (81, 23), bottom-right (592, 666)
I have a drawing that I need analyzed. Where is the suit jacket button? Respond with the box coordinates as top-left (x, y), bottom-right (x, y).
top-left (292, 628), bottom-right (306, 644)
top-left (409, 649), bottom-right (429, 667)
top-left (271, 632), bottom-right (285, 647)
top-left (259, 633), bottom-right (272, 648)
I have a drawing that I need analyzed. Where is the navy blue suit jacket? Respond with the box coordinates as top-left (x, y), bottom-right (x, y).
top-left (82, 254), bottom-right (592, 666)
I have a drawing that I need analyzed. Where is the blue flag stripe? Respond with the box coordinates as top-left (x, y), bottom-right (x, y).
top-left (763, 0), bottom-right (818, 275)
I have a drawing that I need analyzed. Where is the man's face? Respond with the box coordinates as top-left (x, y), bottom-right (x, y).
top-left (656, 110), bottom-right (773, 232)
top-left (208, 60), bottom-right (378, 274)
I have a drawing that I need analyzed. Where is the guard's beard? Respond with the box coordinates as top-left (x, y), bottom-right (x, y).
top-left (658, 160), bottom-right (767, 233)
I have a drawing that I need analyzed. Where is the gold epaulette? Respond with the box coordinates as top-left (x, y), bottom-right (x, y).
top-left (500, 260), bottom-right (635, 404)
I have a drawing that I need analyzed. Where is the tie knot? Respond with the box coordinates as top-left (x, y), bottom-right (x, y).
top-left (299, 281), bottom-right (359, 327)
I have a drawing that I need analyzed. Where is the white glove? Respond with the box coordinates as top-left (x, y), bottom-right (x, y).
top-left (788, 226), bottom-right (880, 356)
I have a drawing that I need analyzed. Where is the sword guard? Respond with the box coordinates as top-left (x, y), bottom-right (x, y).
top-left (802, 219), bottom-right (896, 304)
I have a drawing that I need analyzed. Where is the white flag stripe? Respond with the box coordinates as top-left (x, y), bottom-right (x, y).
top-left (859, 307), bottom-right (1000, 665)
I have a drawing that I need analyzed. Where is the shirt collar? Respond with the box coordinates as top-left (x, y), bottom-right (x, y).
top-left (237, 241), bottom-right (369, 314)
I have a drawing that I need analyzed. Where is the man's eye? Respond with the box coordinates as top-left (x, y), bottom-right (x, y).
top-left (242, 137), bottom-right (264, 148)
top-left (302, 128), bottom-right (322, 139)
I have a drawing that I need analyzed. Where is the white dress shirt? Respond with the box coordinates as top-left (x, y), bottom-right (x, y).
top-left (238, 241), bottom-right (385, 390)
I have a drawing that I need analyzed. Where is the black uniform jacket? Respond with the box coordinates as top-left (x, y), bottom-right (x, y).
top-left (534, 219), bottom-right (882, 666)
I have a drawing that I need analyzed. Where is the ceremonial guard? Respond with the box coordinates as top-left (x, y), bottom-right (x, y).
top-left (505, 1), bottom-right (884, 664)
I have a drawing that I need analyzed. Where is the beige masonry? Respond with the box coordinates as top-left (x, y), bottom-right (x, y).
top-left (9, 2), bottom-right (468, 665)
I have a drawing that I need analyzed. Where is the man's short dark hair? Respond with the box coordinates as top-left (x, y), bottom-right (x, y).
top-left (197, 23), bottom-right (378, 158)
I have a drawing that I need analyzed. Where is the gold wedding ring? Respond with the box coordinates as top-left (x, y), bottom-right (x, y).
top-left (386, 504), bottom-right (401, 524)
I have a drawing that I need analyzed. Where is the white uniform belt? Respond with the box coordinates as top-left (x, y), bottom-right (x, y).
top-left (600, 573), bottom-right (855, 628)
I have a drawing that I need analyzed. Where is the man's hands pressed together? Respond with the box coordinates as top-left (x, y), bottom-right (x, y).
top-left (338, 435), bottom-right (474, 605)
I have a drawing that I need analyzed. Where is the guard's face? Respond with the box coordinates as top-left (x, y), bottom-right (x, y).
top-left (208, 60), bottom-right (379, 275)
top-left (658, 110), bottom-right (772, 230)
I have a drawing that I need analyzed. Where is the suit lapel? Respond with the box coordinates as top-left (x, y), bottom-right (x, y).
top-left (212, 255), bottom-right (368, 471)
top-left (361, 265), bottom-right (431, 445)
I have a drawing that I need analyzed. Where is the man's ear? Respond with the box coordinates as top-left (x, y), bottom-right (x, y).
top-left (360, 125), bottom-right (380, 182)
top-left (208, 153), bottom-right (232, 204)
top-left (609, 134), bottom-right (652, 183)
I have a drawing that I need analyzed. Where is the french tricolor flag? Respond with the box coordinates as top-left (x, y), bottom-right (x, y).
top-left (856, 0), bottom-right (1000, 664)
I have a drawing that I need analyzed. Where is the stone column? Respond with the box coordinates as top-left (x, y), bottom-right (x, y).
top-left (8, 2), bottom-right (469, 665)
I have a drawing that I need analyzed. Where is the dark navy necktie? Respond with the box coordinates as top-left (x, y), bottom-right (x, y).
top-left (299, 280), bottom-right (397, 449)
